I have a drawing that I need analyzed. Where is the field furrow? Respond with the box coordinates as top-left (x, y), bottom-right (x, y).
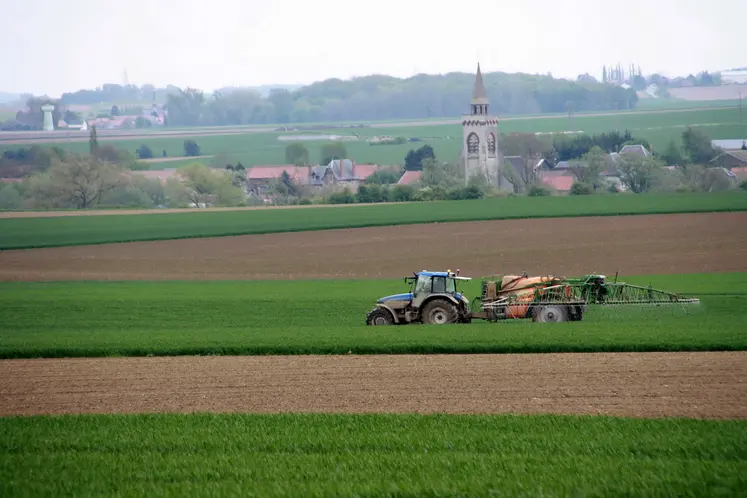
top-left (1, 352), bottom-right (745, 419)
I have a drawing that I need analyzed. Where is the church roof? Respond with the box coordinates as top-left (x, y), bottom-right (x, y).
top-left (471, 63), bottom-right (489, 104)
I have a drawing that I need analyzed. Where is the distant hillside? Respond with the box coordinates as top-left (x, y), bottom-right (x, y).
top-left (0, 92), bottom-right (21, 104)
top-left (164, 71), bottom-right (639, 126)
top-left (16, 70), bottom-right (640, 127)
top-left (215, 84), bottom-right (303, 97)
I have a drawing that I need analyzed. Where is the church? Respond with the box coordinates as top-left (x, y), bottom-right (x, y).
top-left (461, 64), bottom-right (501, 186)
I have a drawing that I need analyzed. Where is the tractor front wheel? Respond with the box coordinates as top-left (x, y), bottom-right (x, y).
top-left (421, 299), bottom-right (458, 325)
top-left (366, 308), bottom-right (395, 326)
top-left (532, 305), bottom-right (568, 323)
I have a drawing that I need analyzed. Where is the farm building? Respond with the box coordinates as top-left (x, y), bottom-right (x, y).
top-left (709, 150), bottom-right (747, 169)
top-left (618, 144), bottom-right (651, 157)
top-left (397, 170), bottom-right (422, 185)
top-left (246, 165), bottom-right (310, 195)
top-left (537, 170), bottom-right (574, 194)
top-left (246, 160), bottom-right (379, 195)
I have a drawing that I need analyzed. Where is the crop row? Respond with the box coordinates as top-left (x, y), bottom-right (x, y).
top-left (1, 412), bottom-right (744, 496)
top-left (1, 273), bottom-right (745, 359)
top-left (3, 192), bottom-right (747, 250)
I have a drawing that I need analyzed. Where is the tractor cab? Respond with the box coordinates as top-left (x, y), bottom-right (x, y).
top-left (406, 271), bottom-right (463, 309)
top-left (367, 270), bottom-right (473, 325)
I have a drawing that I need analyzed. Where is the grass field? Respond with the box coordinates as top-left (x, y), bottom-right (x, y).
top-left (2, 192), bottom-right (747, 250)
top-left (1, 106), bottom-right (745, 168)
top-left (1, 412), bottom-right (745, 496)
top-left (1, 273), bottom-right (744, 359)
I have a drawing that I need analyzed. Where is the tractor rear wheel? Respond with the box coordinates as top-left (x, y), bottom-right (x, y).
top-left (532, 305), bottom-right (568, 323)
top-left (421, 299), bottom-right (458, 325)
top-left (366, 308), bottom-right (395, 326)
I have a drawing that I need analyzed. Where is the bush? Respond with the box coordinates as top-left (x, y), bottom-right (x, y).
top-left (356, 184), bottom-right (388, 203)
top-left (606, 183), bottom-right (620, 194)
top-left (0, 183), bottom-right (23, 210)
top-left (327, 188), bottom-right (356, 204)
top-left (570, 182), bottom-right (593, 195)
top-left (740, 180), bottom-right (747, 191)
top-left (137, 144), bottom-right (154, 159)
top-left (184, 140), bottom-right (201, 157)
top-left (448, 185), bottom-right (484, 200)
top-left (527, 185), bottom-right (551, 196)
top-left (389, 184), bottom-right (415, 202)
top-left (413, 186), bottom-right (448, 201)
top-left (299, 198), bottom-right (312, 205)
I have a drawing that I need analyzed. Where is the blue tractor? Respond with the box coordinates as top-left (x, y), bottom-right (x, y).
top-left (366, 270), bottom-right (473, 325)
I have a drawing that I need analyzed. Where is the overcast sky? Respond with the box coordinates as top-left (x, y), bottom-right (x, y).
top-left (1, 0), bottom-right (744, 96)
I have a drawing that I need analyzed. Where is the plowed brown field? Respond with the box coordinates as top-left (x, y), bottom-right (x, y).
top-left (1, 352), bottom-right (745, 418)
top-left (1, 212), bottom-right (746, 281)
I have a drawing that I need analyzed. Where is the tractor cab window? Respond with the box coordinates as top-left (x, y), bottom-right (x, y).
top-left (445, 278), bottom-right (456, 294)
top-left (414, 275), bottom-right (431, 295)
top-left (432, 276), bottom-right (446, 293)
top-left (431, 276), bottom-right (456, 294)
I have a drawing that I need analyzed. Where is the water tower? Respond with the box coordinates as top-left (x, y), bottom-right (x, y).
top-left (41, 104), bottom-right (55, 131)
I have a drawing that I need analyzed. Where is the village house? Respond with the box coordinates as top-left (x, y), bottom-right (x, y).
top-left (709, 150), bottom-right (747, 169)
top-left (397, 170), bottom-right (422, 185)
top-left (246, 160), bottom-right (379, 196)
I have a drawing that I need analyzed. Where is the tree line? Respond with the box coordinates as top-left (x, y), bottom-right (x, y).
top-left (166, 71), bottom-right (639, 125)
top-left (4, 70), bottom-right (640, 131)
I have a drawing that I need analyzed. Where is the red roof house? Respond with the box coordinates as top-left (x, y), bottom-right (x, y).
top-left (397, 170), bottom-right (422, 185)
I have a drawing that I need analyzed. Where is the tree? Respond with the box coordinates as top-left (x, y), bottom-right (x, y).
top-left (174, 164), bottom-right (245, 207)
top-left (166, 88), bottom-right (205, 126)
top-left (569, 146), bottom-right (605, 190)
top-left (364, 168), bottom-right (402, 185)
top-left (0, 183), bottom-right (23, 209)
top-left (660, 139), bottom-right (685, 167)
top-left (111, 105), bottom-right (120, 116)
top-left (89, 126), bottom-right (99, 154)
top-left (681, 127), bottom-right (718, 164)
top-left (320, 141), bottom-right (347, 165)
top-left (184, 140), bottom-right (201, 157)
top-left (27, 155), bottom-right (122, 209)
top-left (404, 144), bottom-right (435, 171)
top-left (501, 134), bottom-right (555, 162)
top-left (617, 155), bottom-right (661, 193)
top-left (285, 142), bottom-right (310, 166)
top-left (136, 144), bottom-right (154, 159)
top-left (268, 89), bottom-right (294, 123)
top-left (420, 158), bottom-right (462, 188)
top-left (135, 116), bottom-right (151, 128)
top-left (225, 162), bottom-right (246, 189)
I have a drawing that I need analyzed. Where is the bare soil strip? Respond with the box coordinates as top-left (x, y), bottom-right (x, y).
top-left (1, 352), bottom-right (744, 418)
top-left (2, 212), bottom-right (745, 281)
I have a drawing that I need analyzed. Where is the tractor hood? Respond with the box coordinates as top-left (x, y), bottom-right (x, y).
top-left (377, 293), bottom-right (413, 303)
top-left (377, 292), bottom-right (467, 304)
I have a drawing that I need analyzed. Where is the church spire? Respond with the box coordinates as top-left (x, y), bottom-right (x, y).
top-left (470, 63), bottom-right (489, 115)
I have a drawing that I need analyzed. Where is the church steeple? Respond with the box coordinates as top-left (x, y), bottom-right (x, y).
top-left (470, 63), bottom-right (489, 115)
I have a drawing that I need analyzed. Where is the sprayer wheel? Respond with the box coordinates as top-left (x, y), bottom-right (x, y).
top-left (532, 305), bottom-right (568, 323)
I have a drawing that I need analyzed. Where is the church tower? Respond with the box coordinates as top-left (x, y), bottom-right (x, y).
top-left (461, 63), bottom-right (499, 185)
